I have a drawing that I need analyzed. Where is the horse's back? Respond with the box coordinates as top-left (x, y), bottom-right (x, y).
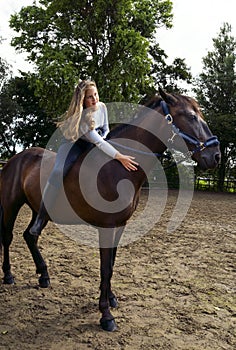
top-left (1, 146), bottom-right (139, 227)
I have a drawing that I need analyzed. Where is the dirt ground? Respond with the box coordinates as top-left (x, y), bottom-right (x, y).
top-left (0, 190), bottom-right (235, 350)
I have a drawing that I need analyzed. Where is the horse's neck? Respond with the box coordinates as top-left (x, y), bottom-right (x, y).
top-left (109, 107), bottom-right (169, 186)
top-left (111, 107), bottom-right (168, 155)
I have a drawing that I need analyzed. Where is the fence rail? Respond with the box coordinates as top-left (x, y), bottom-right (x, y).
top-left (194, 177), bottom-right (236, 193)
top-left (145, 171), bottom-right (236, 193)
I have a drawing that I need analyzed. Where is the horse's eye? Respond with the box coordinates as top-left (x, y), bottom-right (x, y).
top-left (189, 114), bottom-right (198, 121)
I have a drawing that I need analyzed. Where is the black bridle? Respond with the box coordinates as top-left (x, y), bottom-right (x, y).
top-left (108, 100), bottom-right (220, 159)
top-left (160, 101), bottom-right (220, 156)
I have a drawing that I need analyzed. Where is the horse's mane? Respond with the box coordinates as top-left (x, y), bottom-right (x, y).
top-left (107, 123), bottom-right (130, 139)
top-left (175, 94), bottom-right (204, 118)
top-left (152, 92), bottom-right (204, 119)
top-left (107, 95), bottom-right (163, 139)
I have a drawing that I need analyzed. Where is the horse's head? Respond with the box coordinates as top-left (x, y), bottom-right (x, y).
top-left (158, 88), bottom-right (221, 170)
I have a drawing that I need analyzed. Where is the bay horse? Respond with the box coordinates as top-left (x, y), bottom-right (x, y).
top-left (0, 89), bottom-right (220, 331)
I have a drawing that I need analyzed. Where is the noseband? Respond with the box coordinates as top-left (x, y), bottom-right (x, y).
top-left (160, 101), bottom-right (220, 155)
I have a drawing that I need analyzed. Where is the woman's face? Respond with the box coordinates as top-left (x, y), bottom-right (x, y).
top-left (84, 86), bottom-right (99, 109)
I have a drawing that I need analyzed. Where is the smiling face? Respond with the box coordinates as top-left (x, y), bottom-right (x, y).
top-left (84, 86), bottom-right (99, 109)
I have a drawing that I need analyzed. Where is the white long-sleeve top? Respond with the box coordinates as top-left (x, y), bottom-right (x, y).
top-left (79, 102), bottom-right (118, 159)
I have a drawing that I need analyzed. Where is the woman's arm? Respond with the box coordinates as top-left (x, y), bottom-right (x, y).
top-left (84, 130), bottom-right (138, 171)
top-left (101, 103), bottom-right (110, 138)
top-left (114, 152), bottom-right (138, 171)
top-left (85, 129), bottom-right (117, 158)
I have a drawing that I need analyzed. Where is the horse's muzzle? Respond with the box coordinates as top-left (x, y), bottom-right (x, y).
top-left (196, 149), bottom-right (221, 170)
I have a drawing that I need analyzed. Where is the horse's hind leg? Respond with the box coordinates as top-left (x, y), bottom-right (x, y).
top-left (2, 235), bottom-right (15, 285)
top-left (1, 205), bottom-right (16, 285)
top-left (23, 212), bottom-right (50, 288)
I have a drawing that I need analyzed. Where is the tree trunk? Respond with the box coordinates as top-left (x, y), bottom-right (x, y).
top-left (217, 145), bottom-right (226, 191)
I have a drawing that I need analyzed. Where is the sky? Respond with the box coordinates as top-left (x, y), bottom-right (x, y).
top-left (0, 0), bottom-right (236, 76)
top-left (0, 0), bottom-right (34, 74)
top-left (158, 0), bottom-right (236, 76)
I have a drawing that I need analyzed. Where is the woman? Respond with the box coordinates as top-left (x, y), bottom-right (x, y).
top-left (30, 80), bottom-right (138, 236)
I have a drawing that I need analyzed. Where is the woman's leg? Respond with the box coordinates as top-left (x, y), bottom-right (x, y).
top-left (29, 182), bottom-right (58, 236)
top-left (29, 139), bottom-right (93, 236)
top-left (29, 141), bottom-right (78, 236)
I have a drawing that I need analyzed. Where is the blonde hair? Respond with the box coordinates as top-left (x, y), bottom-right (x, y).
top-left (57, 80), bottom-right (97, 141)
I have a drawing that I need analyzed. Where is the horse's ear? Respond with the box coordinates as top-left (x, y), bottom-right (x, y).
top-left (158, 87), bottom-right (177, 106)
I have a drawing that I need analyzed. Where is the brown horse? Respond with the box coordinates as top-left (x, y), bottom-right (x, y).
top-left (0, 89), bottom-right (220, 331)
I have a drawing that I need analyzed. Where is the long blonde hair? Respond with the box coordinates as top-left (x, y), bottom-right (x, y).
top-left (57, 80), bottom-right (97, 141)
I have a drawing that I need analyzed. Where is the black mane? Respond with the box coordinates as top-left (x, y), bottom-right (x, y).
top-left (107, 95), bottom-right (162, 139)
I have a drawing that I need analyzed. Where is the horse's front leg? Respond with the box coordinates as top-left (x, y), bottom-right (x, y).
top-left (98, 228), bottom-right (118, 332)
top-left (99, 247), bottom-right (117, 331)
top-left (108, 226), bottom-right (125, 309)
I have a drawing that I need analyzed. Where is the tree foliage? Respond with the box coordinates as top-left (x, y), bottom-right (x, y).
top-left (0, 54), bottom-right (15, 157)
top-left (0, 75), bottom-right (56, 158)
top-left (0, 81), bottom-right (21, 157)
top-left (0, 36), bottom-right (12, 91)
top-left (9, 0), bottom-right (189, 115)
top-left (194, 23), bottom-right (236, 190)
top-left (1, 0), bottom-right (194, 162)
top-left (150, 44), bottom-right (192, 93)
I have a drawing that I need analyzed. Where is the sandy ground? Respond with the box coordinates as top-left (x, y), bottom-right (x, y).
top-left (0, 190), bottom-right (235, 350)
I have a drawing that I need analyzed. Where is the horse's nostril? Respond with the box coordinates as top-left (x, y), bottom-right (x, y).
top-left (215, 153), bottom-right (221, 163)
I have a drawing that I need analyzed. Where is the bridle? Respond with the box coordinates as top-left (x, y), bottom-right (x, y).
top-left (160, 100), bottom-right (220, 156)
top-left (108, 100), bottom-right (220, 159)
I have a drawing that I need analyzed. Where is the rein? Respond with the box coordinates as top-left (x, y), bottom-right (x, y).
top-left (108, 140), bottom-right (167, 158)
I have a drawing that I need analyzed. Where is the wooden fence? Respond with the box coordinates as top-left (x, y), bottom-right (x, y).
top-left (194, 177), bottom-right (236, 193)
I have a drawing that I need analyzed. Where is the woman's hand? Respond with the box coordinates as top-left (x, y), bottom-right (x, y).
top-left (115, 152), bottom-right (139, 171)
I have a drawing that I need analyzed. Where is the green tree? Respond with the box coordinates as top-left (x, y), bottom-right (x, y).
top-left (0, 36), bottom-right (12, 90)
top-left (150, 44), bottom-right (192, 93)
top-left (0, 50), bottom-right (15, 157)
top-left (9, 0), bottom-right (177, 114)
top-left (194, 23), bottom-right (236, 191)
top-left (0, 75), bottom-right (56, 158)
top-left (13, 75), bottom-right (56, 147)
top-left (0, 80), bottom-right (21, 157)
top-left (0, 58), bottom-right (11, 91)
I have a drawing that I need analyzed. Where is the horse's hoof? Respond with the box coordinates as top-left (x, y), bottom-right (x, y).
top-left (109, 296), bottom-right (118, 308)
top-left (100, 318), bottom-right (118, 332)
top-left (3, 274), bottom-right (15, 285)
top-left (39, 276), bottom-right (50, 288)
